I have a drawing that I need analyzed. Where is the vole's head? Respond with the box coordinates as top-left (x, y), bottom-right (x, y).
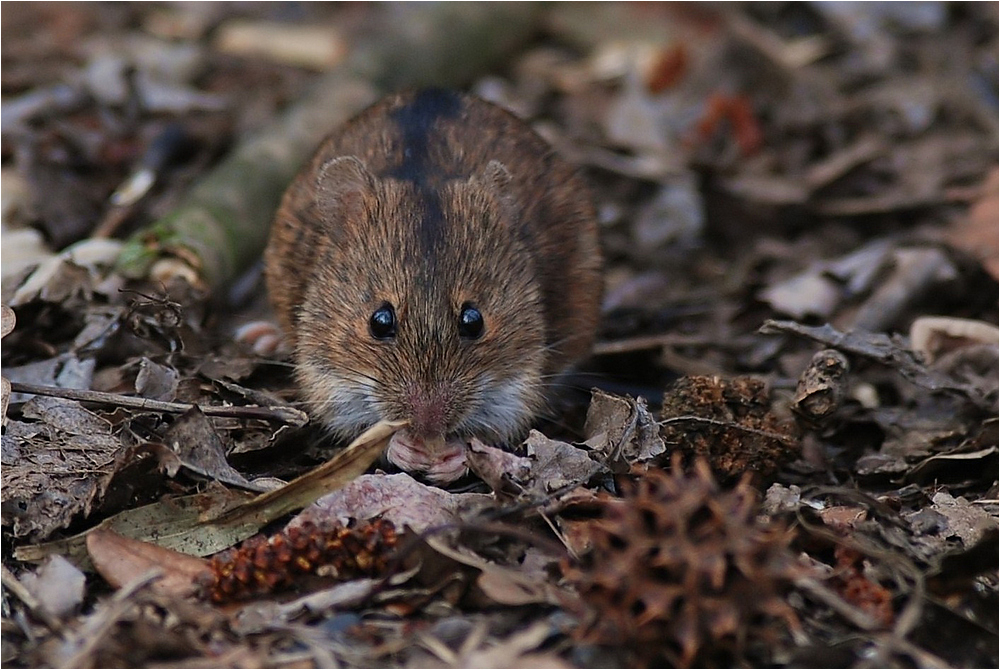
top-left (295, 156), bottom-right (547, 444)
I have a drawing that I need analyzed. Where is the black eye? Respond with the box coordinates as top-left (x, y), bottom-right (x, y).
top-left (369, 303), bottom-right (396, 339)
top-left (458, 303), bottom-right (484, 339)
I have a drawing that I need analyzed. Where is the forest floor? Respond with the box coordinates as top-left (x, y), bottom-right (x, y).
top-left (2, 3), bottom-right (997, 668)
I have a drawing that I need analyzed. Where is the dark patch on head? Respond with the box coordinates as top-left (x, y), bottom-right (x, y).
top-left (388, 89), bottom-right (462, 182)
top-left (388, 89), bottom-right (463, 254)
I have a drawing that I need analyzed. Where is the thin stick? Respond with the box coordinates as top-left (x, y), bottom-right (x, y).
top-left (660, 414), bottom-right (799, 445)
top-left (8, 381), bottom-right (308, 426)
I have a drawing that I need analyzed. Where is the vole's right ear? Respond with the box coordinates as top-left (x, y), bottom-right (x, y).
top-left (315, 156), bottom-right (374, 218)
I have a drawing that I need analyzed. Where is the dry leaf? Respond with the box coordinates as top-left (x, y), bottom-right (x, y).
top-left (523, 430), bottom-right (604, 494)
top-left (160, 407), bottom-right (259, 490)
top-left (909, 316), bottom-right (999, 364)
top-left (425, 535), bottom-right (569, 607)
top-left (87, 528), bottom-right (208, 598)
top-left (1, 304), bottom-right (12, 425)
top-left (293, 472), bottom-right (492, 533)
top-left (465, 438), bottom-right (531, 492)
top-left (583, 389), bottom-right (665, 471)
top-left (2, 397), bottom-right (125, 540)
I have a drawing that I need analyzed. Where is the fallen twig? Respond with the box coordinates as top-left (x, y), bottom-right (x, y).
top-left (8, 381), bottom-right (308, 426)
top-left (659, 414), bottom-right (800, 446)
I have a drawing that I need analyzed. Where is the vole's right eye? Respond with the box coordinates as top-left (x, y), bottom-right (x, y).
top-left (369, 303), bottom-right (397, 339)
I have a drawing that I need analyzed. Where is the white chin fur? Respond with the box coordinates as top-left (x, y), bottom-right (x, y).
top-left (452, 374), bottom-right (538, 443)
top-left (297, 365), bottom-right (383, 439)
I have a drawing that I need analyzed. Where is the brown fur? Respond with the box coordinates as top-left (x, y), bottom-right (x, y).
top-left (265, 89), bottom-right (602, 443)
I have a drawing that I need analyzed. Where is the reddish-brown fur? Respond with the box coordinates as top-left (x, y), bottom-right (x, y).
top-left (265, 89), bottom-right (601, 445)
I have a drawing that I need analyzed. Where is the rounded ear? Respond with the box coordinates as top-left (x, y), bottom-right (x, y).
top-left (472, 160), bottom-right (519, 219)
top-left (483, 159), bottom-right (512, 191)
top-left (315, 156), bottom-right (373, 219)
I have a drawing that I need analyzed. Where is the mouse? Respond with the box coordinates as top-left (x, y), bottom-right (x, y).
top-left (265, 89), bottom-right (602, 483)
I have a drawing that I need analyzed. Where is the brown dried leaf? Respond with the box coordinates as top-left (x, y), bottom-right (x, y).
top-left (523, 430), bottom-right (605, 493)
top-left (474, 567), bottom-right (560, 607)
top-left (425, 535), bottom-right (568, 608)
top-left (945, 167), bottom-right (998, 279)
top-left (293, 472), bottom-right (493, 533)
top-left (87, 528), bottom-right (207, 598)
top-left (10, 257), bottom-right (94, 307)
top-left (583, 388), bottom-right (665, 471)
top-left (816, 505), bottom-right (869, 533)
top-left (4, 354), bottom-right (96, 406)
top-left (35, 571), bottom-right (228, 669)
top-left (13, 488), bottom-right (256, 566)
top-left (849, 247), bottom-right (960, 333)
top-left (160, 407), bottom-right (258, 490)
top-left (2, 397), bottom-right (126, 540)
top-left (232, 578), bottom-right (380, 635)
top-left (906, 444), bottom-right (998, 484)
top-left (1, 377), bottom-right (9, 427)
top-left (211, 419), bottom-right (405, 529)
top-left (0, 304), bottom-right (12, 424)
top-left (14, 423), bottom-right (412, 567)
top-left (927, 527), bottom-right (999, 597)
top-left (924, 491), bottom-right (997, 548)
top-left (909, 316), bottom-right (999, 364)
top-left (460, 621), bottom-right (570, 668)
top-left (759, 271), bottom-right (843, 320)
top-left (465, 438), bottom-right (531, 492)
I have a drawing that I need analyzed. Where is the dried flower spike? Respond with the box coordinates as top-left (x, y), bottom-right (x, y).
top-left (199, 517), bottom-right (397, 604)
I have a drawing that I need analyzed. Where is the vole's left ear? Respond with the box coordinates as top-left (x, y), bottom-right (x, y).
top-left (471, 160), bottom-right (518, 219)
top-left (482, 160), bottom-right (512, 191)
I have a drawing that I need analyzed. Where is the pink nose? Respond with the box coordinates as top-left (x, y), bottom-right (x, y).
top-left (407, 384), bottom-right (451, 437)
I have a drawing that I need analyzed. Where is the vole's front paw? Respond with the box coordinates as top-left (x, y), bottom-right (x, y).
top-left (386, 429), bottom-right (469, 485)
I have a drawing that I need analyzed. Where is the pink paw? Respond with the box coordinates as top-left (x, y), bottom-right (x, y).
top-left (386, 429), bottom-right (469, 485)
top-left (235, 320), bottom-right (287, 356)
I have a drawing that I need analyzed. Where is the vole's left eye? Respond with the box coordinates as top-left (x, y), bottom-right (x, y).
top-left (369, 303), bottom-right (397, 339)
top-left (458, 303), bottom-right (484, 339)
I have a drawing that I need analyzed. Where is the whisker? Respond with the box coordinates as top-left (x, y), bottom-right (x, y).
top-left (326, 364), bottom-right (382, 387)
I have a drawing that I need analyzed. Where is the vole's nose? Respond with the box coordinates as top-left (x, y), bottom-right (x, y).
top-left (406, 383), bottom-right (453, 438)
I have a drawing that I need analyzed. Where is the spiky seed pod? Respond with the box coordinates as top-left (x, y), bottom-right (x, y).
top-left (563, 458), bottom-right (801, 667)
top-left (199, 518), bottom-right (397, 604)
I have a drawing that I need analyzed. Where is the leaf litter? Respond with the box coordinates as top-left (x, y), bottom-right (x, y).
top-left (2, 2), bottom-right (997, 668)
